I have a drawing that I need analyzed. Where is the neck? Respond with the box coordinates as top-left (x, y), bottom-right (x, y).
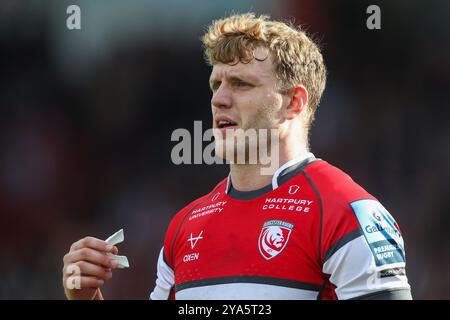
top-left (229, 140), bottom-right (309, 192)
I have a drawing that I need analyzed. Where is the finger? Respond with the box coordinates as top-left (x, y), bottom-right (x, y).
top-left (70, 261), bottom-right (112, 281)
top-left (63, 275), bottom-right (104, 290)
top-left (70, 236), bottom-right (113, 253)
top-left (111, 246), bottom-right (119, 255)
top-left (79, 276), bottom-right (105, 289)
top-left (81, 276), bottom-right (105, 289)
top-left (64, 248), bottom-right (116, 268)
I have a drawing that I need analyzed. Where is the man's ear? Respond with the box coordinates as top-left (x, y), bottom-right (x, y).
top-left (285, 85), bottom-right (308, 120)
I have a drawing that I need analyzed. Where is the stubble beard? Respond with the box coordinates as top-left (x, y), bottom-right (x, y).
top-left (214, 108), bottom-right (278, 165)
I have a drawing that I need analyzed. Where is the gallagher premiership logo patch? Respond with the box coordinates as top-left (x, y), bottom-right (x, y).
top-left (350, 199), bottom-right (405, 266)
top-left (258, 220), bottom-right (294, 260)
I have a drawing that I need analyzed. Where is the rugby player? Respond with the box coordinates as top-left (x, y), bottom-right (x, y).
top-left (62, 13), bottom-right (412, 300)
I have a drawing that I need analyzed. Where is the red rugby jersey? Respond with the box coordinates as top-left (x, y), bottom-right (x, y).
top-left (150, 154), bottom-right (411, 300)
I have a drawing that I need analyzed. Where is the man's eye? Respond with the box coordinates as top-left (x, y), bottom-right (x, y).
top-left (236, 81), bottom-right (252, 88)
top-left (211, 81), bottom-right (221, 91)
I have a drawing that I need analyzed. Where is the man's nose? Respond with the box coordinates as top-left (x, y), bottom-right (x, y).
top-left (211, 84), bottom-right (232, 109)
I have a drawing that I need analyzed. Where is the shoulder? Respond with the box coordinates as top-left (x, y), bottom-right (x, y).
top-left (302, 158), bottom-right (379, 227)
top-left (303, 159), bottom-right (376, 204)
top-left (162, 177), bottom-right (228, 264)
top-left (302, 159), bottom-right (381, 261)
top-left (167, 177), bottom-right (227, 229)
top-left (302, 160), bottom-right (410, 299)
top-left (303, 160), bottom-right (406, 259)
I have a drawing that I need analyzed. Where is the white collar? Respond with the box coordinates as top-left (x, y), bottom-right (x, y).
top-left (271, 152), bottom-right (315, 189)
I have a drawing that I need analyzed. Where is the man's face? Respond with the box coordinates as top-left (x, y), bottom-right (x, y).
top-left (209, 50), bottom-right (288, 162)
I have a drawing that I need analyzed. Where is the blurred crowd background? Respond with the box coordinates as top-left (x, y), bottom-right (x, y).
top-left (0, 0), bottom-right (449, 299)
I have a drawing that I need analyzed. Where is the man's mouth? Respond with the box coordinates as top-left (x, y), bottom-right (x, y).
top-left (215, 116), bottom-right (238, 130)
top-left (217, 120), bottom-right (238, 129)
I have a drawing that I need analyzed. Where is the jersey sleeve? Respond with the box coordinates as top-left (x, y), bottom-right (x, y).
top-left (149, 247), bottom-right (175, 300)
top-left (322, 199), bottom-right (411, 300)
top-left (306, 161), bottom-right (412, 300)
top-left (149, 202), bottom-right (188, 300)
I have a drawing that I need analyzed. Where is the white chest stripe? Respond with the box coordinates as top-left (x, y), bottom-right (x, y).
top-left (176, 283), bottom-right (319, 300)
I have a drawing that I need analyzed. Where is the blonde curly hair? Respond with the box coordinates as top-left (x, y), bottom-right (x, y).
top-left (202, 12), bottom-right (327, 132)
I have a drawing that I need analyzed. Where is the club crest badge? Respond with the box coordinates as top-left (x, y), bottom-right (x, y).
top-left (258, 220), bottom-right (294, 260)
